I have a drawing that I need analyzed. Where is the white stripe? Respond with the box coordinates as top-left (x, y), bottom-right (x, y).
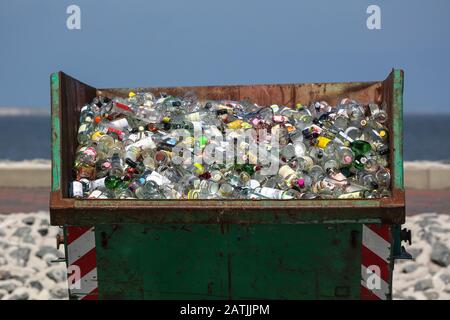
top-left (362, 225), bottom-right (390, 263)
top-left (67, 227), bottom-right (96, 265)
top-left (69, 268), bottom-right (98, 299)
top-left (361, 265), bottom-right (389, 300)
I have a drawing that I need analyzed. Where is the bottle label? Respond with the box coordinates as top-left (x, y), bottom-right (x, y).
top-left (127, 133), bottom-right (139, 142)
top-left (91, 177), bottom-right (106, 190)
top-left (115, 102), bottom-right (132, 112)
top-left (88, 190), bottom-right (103, 199)
top-left (146, 171), bottom-right (171, 186)
top-left (338, 191), bottom-right (362, 199)
top-left (71, 181), bottom-right (84, 198)
top-left (130, 136), bottom-right (156, 150)
top-left (107, 127), bottom-right (124, 137)
top-left (78, 123), bottom-right (88, 134)
top-left (110, 118), bottom-right (130, 130)
top-left (278, 165), bottom-right (295, 180)
top-left (186, 112), bottom-right (201, 121)
top-left (248, 179), bottom-right (261, 189)
top-left (83, 147), bottom-right (97, 158)
top-left (259, 187), bottom-right (283, 199)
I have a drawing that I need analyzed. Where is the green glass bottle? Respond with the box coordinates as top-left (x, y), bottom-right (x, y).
top-left (340, 166), bottom-right (352, 177)
top-left (350, 140), bottom-right (371, 156)
top-left (105, 176), bottom-right (121, 190)
top-left (235, 163), bottom-right (255, 176)
top-left (353, 154), bottom-right (368, 170)
top-left (242, 163), bottom-right (255, 175)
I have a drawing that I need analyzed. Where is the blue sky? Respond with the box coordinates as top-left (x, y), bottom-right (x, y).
top-left (1, 0), bottom-right (450, 113)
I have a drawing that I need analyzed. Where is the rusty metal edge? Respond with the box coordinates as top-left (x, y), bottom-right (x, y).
top-left (49, 71), bottom-right (405, 226)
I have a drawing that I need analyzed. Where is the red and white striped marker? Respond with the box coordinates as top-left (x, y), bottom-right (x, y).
top-left (361, 224), bottom-right (392, 300)
top-left (66, 226), bottom-right (98, 300)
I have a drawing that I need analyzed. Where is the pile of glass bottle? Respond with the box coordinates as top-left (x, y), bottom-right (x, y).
top-left (71, 91), bottom-right (391, 200)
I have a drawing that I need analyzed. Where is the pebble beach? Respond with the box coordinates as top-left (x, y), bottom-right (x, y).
top-left (0, 212), bottom-right (67, 300)
top-left (1, 210), bottom-right (450, 300)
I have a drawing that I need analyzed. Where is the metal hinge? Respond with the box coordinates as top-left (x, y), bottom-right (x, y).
top-left (393, 225), bottom-right (413, 260)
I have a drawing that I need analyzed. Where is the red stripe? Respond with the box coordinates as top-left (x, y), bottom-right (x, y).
top-left (115, 102), bottom-right (132, 112)
top-left (69, 247), bottom-right (97, 279)
top-left (360, 284), bottom-right (381, 300)
top-left (67, 226), bottom-right (91, 245)
top-left (366, 224), bottom-right (391, 242)
top-left (81, 288), bottom-right (99, 301)
top-left (361, 245), bottom-right (390, 282)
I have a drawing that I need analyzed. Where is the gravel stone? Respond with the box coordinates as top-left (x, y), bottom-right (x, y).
top-left (0, 281), bottom-right (19, 293)
top-left (28, 280), bottom-right (43, 292)
top-left (423, 291), bottom-right (439, 300)
top-left (12, 226), bottom-right (32, 238)
top-left (0, 241), bottom-right (10, 250)
top-left (429, 226), bottom-right (450, 234)
top-left (8, 291), bottom-right (29, 300)
top-left (414, 279), bottom-right (434, 291)
top-left (0, 271), bottom-right (12, 281)
top-left (50, 287), bottom-right (69, 299)
top-left (402, 263), bottom-right (418, 274)
top-left (22, 217), bottom-right (35, 226)
top-left (430, 241), bottom-right (450, 267)
top-left (23, 234), bottom-right (35, 244)
top-left (408, 248), bottom-right (423, 260)
top-left (46, 269), bottom-right (66, 283)
top-left (38, 228), bottom-right (49, 237)
top-left (418, 219), bottom-right (438, 228)
top-left (0, 289), bottom-right (7, 299)
top-left (9, 247), bottom-right (31, 266)
top-left (36, 246), bottom-right (63, 259)
top-left (439, 274), bottom-right (450, 285)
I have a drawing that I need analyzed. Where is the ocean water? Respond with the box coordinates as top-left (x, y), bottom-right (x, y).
top-left (0, 115), bottom-right (449, 162)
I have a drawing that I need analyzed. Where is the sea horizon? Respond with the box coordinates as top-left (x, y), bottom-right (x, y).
top-left (0, 113), bottom-right (449, 162)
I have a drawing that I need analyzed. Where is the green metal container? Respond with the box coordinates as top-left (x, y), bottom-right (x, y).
top-left (50, 70), bottom-right (408, 300)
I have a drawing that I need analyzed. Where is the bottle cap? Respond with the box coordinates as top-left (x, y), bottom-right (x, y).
top-left (126, 158), bottom-right (137, 168)
top-left (193, 163), bottom-right (205, 175)
top-left (129, 92), bottom-right (136, 97)
top-left (101, 161), bottom-right (112, 170)
top-left (343, 155), bottom-right (352, 164)
top-left (91, 131), bottom-right (105, 141)
top-left (198, 136), bottom-right (208, 148)
top-left (297, 179), bottom-right (305, 188)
